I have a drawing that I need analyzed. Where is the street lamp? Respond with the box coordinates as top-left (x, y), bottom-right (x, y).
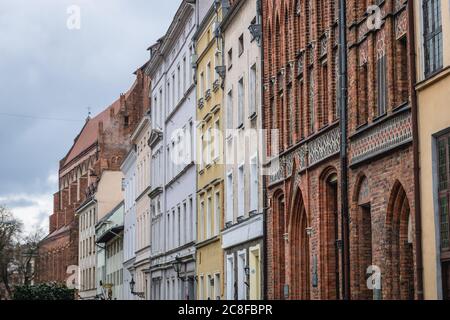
top-left (129, 276), bottom-right (145, 299)
top-left (172, 256), bottom-right (186, 281)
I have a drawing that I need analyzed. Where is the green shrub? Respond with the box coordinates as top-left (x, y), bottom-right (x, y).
top-left (13, 282), bottom-right (75, 300)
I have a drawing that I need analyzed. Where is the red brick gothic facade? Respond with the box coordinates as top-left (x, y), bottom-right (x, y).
top-left (262, 0), bottom-right (418, 300)
top-left (35, 69), bottom-right (149, 285)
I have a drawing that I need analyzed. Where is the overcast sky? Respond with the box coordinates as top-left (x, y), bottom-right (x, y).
top-left (0, 0), bottom-right (181, 235)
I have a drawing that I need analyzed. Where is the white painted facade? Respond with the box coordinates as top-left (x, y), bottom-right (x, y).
top-left (221, 0), bottom-right (264, 300)
top-left (146, 0), bottom-right (200, 301)
top-left (121, 149), bottom-right (137, 300)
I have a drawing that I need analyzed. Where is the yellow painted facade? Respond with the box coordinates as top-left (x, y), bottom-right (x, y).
top-left (414, 0), bottom-right (450, 300)
top-left (195, 4), bottom-right (225, 300)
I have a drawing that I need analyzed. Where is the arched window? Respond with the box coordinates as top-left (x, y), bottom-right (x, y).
top-left (355, 176), bottom-right (374, 300)
top-left (386, 181), bottom-right (415, 300)
top-left (320, 171), bottom-right (340, 299)
top-left (289, 188), bottom-right (310, 300)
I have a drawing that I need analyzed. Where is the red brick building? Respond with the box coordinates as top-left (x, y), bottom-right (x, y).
top-left (35, 68), bottom-right (149, 285)
top-left (262, 0), bottom-right (419, 300)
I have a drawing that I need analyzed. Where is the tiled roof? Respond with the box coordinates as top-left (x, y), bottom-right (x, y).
top-left (61, 85), bottom-right (134, 167)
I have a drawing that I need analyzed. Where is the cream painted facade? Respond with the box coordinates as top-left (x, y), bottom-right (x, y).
top-left (77, 170), bottom-right (124, 299)
top-left (195, 2), bottom-right (225, 300)
top-left (96, 201), bottom-right (125, 300)
top-left (132, 115), bottom-right (151, 299)
top-left (221, 0), bottom-right (263, 300)
top-left (414, 0), bottom-right (450, 300)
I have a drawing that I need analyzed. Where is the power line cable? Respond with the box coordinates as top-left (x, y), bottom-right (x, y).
top-left (0, 112), bottom-right (83, 122)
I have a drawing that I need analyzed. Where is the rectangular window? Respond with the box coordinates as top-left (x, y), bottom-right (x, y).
top-left (227, 90), bottom-right (233, 129)
top-left (183, 55), bottom-right (187, 93)
top-left (438, 135), bottom-right (450, 250)
top-left (214, 191), bottom-right (220, 236)
top-left (238, 164), bottom-right (245, 217)
top-left (207, 127), bottom-right (212, 165)
top-left (308, 67), bottom-right (315, 133)
top-left (376, 55), bottom-right (387, 116)
top-left (207, 195), bottom-right (212, 239)
top-left (228, 48), bottom-right (233, 69)
top-left (423, 0), bottom-right (443, 77)
top-left (200, 72), bottom-right (204, 98)
top-left (214, 120), bottom-right (220, 160)
top-left (214, 273), bottom-right (221, 300)
top-left (199, 201), bottom-right (205, 241)
top-left (206, 62), bottom-right (211, 91)
top-left (238, 34), bottom-right (244, 56)
top-left (321, 63), bottom-right (328, 127)
top-left (237, 250), bottom-right (247, 300)
top-left (358, 64), bottom-right (369, 126)
top-left (238, 78), bottom-right (244, 127)
top-left (249, 64), bottom-right (257, 116)
top-left (226, 255), bottom-right (235, 300)
top-left (226, 172), bottom-right (234, 223)
top-left (250, 155), bottom-right (258, 213)
top-left (199, 275), bottom-right (204, 300)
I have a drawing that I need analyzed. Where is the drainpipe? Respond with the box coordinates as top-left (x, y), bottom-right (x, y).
top-left (407, 0), bottom-right (424, 300)
top-left (257, 0), bottom-right (268, 300)
top-left (338, 0), bottom-right (350, 300)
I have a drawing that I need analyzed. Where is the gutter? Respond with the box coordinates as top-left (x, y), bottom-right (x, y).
top-left (407, 0), bottom-right (424, 300)
top-left (338, 0), bottom-right (351, 300)
top-left (257, 0), bottom-right (268, 300)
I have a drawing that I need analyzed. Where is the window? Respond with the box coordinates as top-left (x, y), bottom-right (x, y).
top-left (287, 85), bottom-right (293, 146)
top-left (238, 164), bottom-right (245, 217)
top-left (214, 120), bottom-right (220, 160)
top-left (206, 127), bottom-right (212, 165)
top-left (308, 67), bottom-right (315, 133)
top-left (199, 201), bottom-right (205, 241)
top-left (250, 155), bottom-right (258, 213)
top-left (214, 273), bottom-right (221, 300)
top-left (206, 62), bottom-right (211, 91)
top-left (249, 64), bottom-right (257, 117)
top-left (226, 172), bottom-right (234, 223)
top-left (200, 72), bottom-right (205, 98)
top-left (376, 55), bottom-right (387, 116)
top-left (199, 275), bottom-right (205, 300)
top-left (227, 90), bottom-right (233, 129)
top-left (200, 134), bottom-right (204, 169)
top-left (396, 36), bottom-right (409, 105)
top-left (226, 255), bottom-right (235, 300)
top-left (177, 65), bottom-right (181, 102)
top-left (238, 78), bottom-right (244, 127)
top-left (357, 63), bottom-right (369, 126)
top-left (237, 250), bottom-right (247, 300)
top-left (183, 55), bottom-right (187, 92)
top-left (321, 62), bottom-right (328, 127)
top-left (214, 191), bottom-right (220, 235)
top-left (228, 49), bottom-right (233, 69)
top-left (423, 0), bottom-right (443, 77)
top-left (437, 134), bottom-right (450, 251)
top-left (238, 34), bottom-right (244, 56)
top-left (207, 195), bottom-right (212, 239)
top-left (207, 275), bottom-right (213, 300)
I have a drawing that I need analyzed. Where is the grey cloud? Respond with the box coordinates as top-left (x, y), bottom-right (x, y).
top-left (0, 0), bottom-right (181, 228)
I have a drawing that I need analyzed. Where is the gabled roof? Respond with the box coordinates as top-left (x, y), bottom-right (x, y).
top-left (61, 87), bottom-right (133, 168)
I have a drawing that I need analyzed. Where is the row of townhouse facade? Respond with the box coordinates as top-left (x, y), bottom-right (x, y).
top-left (38, 0), bottom-right (450, 301)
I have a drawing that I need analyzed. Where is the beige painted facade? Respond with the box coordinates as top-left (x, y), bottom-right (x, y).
top-left (221, 0), bottom-right (264, 300)
top-left (195, 3), bottom-right (225, 300)
top-left (132, 116), bottom-right (151, 299)
top-left (414, 0), bottom-right (450, 299)
top-left (77, 170), bottom-right (124, 299)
